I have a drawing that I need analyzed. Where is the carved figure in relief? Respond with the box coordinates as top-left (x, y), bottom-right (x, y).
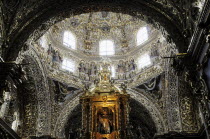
top-left (90, 62), bottom-right (97, 81)
top-left (125, 61), bottom-right (130, 79)
top-left (76, 59), bottom-right (138, 80)
top-left (78, 60), bottom-right (84, 72)
top-left (129, 58), bottom-right (136, 78)
top-left (78, 61), bottom-right (99, 81)
top-left (47, 44), bottom-right (53, 55)
top-left (117, 60), bottom-right (125, 79)
top-left (47, 44), bottom-right (63, 67)
top-left (116, 58), bottom-right (136, 79)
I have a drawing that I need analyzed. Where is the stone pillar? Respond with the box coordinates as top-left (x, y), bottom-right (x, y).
top-left (165, 65), bottom-right (182, 132)
top-left (178, 76), bottom-right (198, 133)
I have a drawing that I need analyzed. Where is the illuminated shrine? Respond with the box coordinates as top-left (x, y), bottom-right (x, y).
top-left (80, 61), bottom-right (130, 139)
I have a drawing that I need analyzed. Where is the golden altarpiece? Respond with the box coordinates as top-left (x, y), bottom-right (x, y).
top-left (80, 62), bottom-right (130, 139)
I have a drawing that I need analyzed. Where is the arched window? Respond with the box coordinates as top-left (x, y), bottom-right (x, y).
top-left (63, 31), bottom-right (76, 49)
top-left (62, 58), bottom-right (75, 72)
top-left (138, 53), bottom-right (151, 69)
top-left (137, 27), bottom-right (148, 46)
top-left (99, 40), bottom-right (115, 56)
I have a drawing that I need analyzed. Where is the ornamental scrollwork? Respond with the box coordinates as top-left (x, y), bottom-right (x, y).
top-left (16, 45), bottom-right (51, 137)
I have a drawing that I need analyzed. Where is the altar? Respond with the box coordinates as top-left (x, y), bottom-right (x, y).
top-left (80, 61), bottom-right (130, 139)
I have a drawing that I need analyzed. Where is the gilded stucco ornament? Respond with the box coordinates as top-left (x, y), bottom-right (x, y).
top-left (16, 45), bottom-right (51, 137)
top-left (2, 0), bottom-right (199, 61)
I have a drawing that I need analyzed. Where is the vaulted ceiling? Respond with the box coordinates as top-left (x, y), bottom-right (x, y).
top-left (1, 0), bottom-right (202, 61)
top-left (45, 12), bottom-right (156, 56)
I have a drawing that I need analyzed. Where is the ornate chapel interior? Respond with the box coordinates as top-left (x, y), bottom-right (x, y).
top-left (0, 0), bottom-right (210, 139)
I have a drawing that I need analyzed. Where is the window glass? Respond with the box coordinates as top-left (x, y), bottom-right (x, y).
top-left (63, 31), bottom-right (76, 49)
top-left (111, 66), bottom-right (115, 77)
top-left (137, 27), bottom-right (148, 46)
top-left (138, 53), bottom-right (152, 69)
top-left (40, 36), bottom-right (47, 48)
top-left (62, 58), bottom-right (75, 72)
top-left (99, 40), bottom-right (115, 56)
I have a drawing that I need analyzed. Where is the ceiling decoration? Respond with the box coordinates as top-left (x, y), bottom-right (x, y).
top-left (0, 0), bottom-right (203, 61)
top-left (0, 1), bottom-right (209, 139)
top-left (27, 28), bottom-right (169, 90)
top-left (46, 12), bottom-right (154, 56)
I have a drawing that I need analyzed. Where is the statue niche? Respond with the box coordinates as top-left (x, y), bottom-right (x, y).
top-left (97, 107), bottom-right (113, 134)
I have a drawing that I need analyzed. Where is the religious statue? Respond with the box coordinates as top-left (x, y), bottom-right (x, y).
top-left (98, 108), bottom-right (113, 134)
top-left (78, 61), bottom-right (99, 81)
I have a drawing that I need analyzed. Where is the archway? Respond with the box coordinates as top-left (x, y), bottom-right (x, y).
top-left (54, 89), bottom-right (166, 138)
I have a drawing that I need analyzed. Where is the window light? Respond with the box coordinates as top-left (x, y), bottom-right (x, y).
top-left (111, 66), bottom-right (115, 77)
top-left (137, 27), bottom-right (148, 46)
top-left (138, 53), bottom-right (152, 69)
top-left (62, 58), bottom-right (75, 72)
top-left (40, 36), bottom-right (47, 48)
top-left (99, 40), bottom-right (115, 56)
top-left (63, 31), bottom-right (76, 49)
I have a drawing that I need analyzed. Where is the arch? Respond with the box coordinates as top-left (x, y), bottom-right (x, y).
top-left (64, 99), bottom-right (157, 139)
top-left (64, 104), bottom-right (82, 139)
top-left (54, 91), bottom-right (82, 138)
top-left (4, 0), bottom-right (187, 61)
top-left (54, 88), bottom-right (167, 138)
top-left (127, 89), bottom-right (167, 134)
top-left (129, 98), bottom-right (157, 138)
